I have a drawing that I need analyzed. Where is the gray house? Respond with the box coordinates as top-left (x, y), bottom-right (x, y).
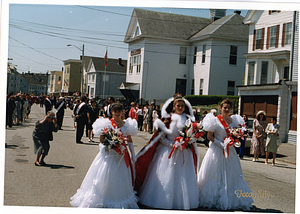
top-left (20, 72), bottom-right (47, 95)
top-left (86, 56), bottom-right (127, 100)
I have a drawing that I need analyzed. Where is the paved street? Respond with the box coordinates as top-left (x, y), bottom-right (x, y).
top-left (3, 104), bottom-right (296, 212)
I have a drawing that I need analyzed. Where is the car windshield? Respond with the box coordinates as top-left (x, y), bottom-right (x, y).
top-left (247, 119), bottom-right (254, 129)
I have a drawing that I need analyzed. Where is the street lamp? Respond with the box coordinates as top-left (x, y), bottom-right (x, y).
top-left (67, 44), bottom-right (85, 96)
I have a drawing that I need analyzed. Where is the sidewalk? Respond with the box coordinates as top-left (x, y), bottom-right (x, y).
top-left (275, 142), bottom-right (297, 165)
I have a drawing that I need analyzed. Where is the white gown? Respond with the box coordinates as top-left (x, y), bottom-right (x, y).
top-left (198, 113), bottom-right (253, 211)
top-left (70, 118), bottom-right (139, 209)
top-left (138, 113), bottom-right (200, 210)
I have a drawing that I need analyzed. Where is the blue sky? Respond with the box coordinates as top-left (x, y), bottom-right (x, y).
top-left (8, 4), bottom-right (248, 74)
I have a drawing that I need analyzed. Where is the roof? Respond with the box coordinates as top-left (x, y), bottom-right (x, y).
top-left (125, 8), bottom-right (212, 42)
top-left (125, 8), bottom-right (248, 42)
top-left (85, 56), bottom-right (127, 73)
top-left (21, 73), bottom-right (48, 86)
top-left (190, 13), bottom-right (248, 41)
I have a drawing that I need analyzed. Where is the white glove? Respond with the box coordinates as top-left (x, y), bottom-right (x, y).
top-left (212, 138), bottom-right (225, 149)
top-left (128, 142), bottom-right (136, 162)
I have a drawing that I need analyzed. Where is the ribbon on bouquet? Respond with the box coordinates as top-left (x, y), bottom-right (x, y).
top-left (223, 137), bottom-right (235, 158)
top-left (168, 136), bottom-right (190, 166)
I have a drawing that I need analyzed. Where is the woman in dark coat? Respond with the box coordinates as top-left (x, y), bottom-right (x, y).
top-left (33, 111), bottom-right (58, 166)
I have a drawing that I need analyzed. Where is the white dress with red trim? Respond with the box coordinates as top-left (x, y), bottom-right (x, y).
top-left (136, 113), bottom-right (199, 210)
top-left (70, 118), bottom-right (139, 209)
top-left (197, 113), bottom-right (253, 211)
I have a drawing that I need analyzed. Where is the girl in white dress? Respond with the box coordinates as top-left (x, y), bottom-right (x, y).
top-left (135, 94), bottom-right (199, 210)
top-left (198, 98), bottom-right (253, 211)
top-left (70, 103), bottom-right (139, 209)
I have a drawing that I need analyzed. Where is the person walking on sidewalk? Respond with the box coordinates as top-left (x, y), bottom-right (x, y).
top-left (74, 96), bottom-right (88, 144)
top-left (33, 111), bottom-right (58, 166)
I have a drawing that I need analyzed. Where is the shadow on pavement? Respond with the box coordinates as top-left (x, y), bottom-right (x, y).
top-left (138, 204), bottom-right (283, 212)
top-left (41, 164), bottom-right (75, 169)
top-left (241, 158), bottom-right (296, 170)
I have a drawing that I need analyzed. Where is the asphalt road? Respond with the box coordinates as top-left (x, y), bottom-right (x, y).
top-left (3, 104), bottom-right (296, 213)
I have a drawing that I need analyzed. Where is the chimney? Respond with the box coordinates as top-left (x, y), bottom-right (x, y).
top-left (210, 9), bottom-right (226, 21)
top-left (234, 10), bottom-right (241, 15)
top-left (118, 58), bottom-right (125, 67)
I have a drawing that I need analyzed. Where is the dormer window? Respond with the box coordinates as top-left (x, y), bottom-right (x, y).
top-left (134, 26), bottom-right (141, 37)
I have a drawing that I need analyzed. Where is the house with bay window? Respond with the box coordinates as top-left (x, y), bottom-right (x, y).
top-left (237, 10), bottom-right (298, 143)
top-left (121, 8), bottom-right (248, 104)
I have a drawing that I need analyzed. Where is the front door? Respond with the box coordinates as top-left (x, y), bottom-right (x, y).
top-left (175, 79), bottom-right (187, 96)
top-left (290, 92), bottom-right (297, 131)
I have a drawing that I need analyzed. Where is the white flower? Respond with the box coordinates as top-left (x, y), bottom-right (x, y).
top-left (186, 126), bottom-right (193, 137)
top-left (185, 118), bottom-right (192, 128)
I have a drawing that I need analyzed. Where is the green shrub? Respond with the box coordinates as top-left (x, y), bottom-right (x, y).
top-left (184, 95), bottom-right (239, 113)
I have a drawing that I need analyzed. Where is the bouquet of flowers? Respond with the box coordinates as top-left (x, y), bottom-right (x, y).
top-left (101, 127), bottom-right (128, 154)
top-left (227, 123), bottom-right (248, 148)
top-left (169, 118), bottom-right (206, 160)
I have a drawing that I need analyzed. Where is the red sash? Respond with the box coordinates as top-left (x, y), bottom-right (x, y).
top-left (110, 119), bottom-right (135, 186)
top-left (216, 115), bottom-right (234, 157)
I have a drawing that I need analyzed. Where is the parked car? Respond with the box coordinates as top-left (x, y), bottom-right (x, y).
top-left (245, 118), bottom-right (254, 148)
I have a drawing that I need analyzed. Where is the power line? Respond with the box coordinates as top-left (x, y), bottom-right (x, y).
top-left (9, 36), bottom-right (63, 62)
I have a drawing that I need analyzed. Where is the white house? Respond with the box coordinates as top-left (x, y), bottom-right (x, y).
top-left (237, 10), bottom-right (298, 143)
top-left (122, 8), bottom-right (248, 104)
top-left (86, 57), bottom-right (126, 100)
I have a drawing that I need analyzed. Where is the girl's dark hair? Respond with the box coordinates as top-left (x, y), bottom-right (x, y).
top-left (220, 98), bottom-right (233, 109)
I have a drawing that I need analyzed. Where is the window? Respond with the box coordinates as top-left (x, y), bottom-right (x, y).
top-left (91, 88), bottom-right (94, 97)
top-left (260, 61), bottom-right (268, 84)
top-left (129, 55), bottom-right (141, 74)
top-left (202, 45), bottom-right (206, 63)
top-left (179, 47), bottom-right (187, 64)
top-left (58, 76), bottom-right (61, 81)
top-left (136, 55), bottom-right (141, 74)
top-left (284, 66), bottom-right (290, 79)
top-left (229, 46), bottom-right (237, 65)
top-left (129, 57), bottom-right (133, 74)
top-left (199, 79), bottom-right (204, 95)
top-left (92, 74), bottom-right (95, 82)
top-left (283, 22), bottom-right (293, 46)
top-left (268, 25), bottom-right (279, 48)
top-left (269, 10), bottom-right (281, 14)
top-left (255, 29), bottom-right (265, 50)
top-left (103, 74), bottom-right (109, 82)
top-left (193, 47), bottom-right (197, 64)
top-left (191, 79), bottom-right (195, 94)
top-left (247, 61), bottom-right (255, 85)
top-left (227, 81), bottom-right (235, 95)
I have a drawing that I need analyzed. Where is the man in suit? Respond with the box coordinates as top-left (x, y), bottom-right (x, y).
top-left (44, 95), bottom-right (52, 115)
top-left (147, 102), bottom-right (155, 134)
top-left (55, 97), bottom-right (66, 130)
top-left (74, 96), bottom-right (88, 144)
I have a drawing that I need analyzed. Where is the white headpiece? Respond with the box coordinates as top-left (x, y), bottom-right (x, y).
top-left (161, 95), bottom-right (195, 121)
